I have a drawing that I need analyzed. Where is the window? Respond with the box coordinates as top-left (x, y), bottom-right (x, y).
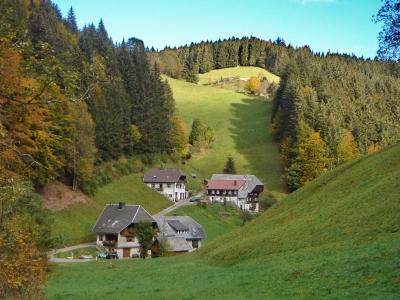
top-left (212, 190), bottom-right (215, 194)
top-left (192, 240), bottom-right (199, 249)
top-left (167, 184), bottom-right (171, 188)
top-left (217, 190), bottom-right (220, 195)
top-left (234, 191), bottom-right (238, 195)
top-left (99, 235), bottom-right (103, 241)
top-left (126, 236), bottom-right (135, 242)
top-left (152, 184), bottom-right (155, 188)
top-left (228, 191), bottom-right (232, 195)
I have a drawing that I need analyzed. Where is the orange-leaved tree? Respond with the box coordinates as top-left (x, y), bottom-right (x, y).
top-left (0, 216), bottom-right (50, 300)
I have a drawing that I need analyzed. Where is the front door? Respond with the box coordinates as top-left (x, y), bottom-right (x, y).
top-left (123, 248), bottom-right (130, 258)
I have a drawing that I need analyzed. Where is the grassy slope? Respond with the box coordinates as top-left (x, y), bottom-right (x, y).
top-left (48, 144), bottom-right (400, 299)
top-left (168, 67), bottom-right (286, 195)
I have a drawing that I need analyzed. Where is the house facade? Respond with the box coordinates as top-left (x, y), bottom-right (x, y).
top-left (206, 174), bottom-right (264, 211)
top-left (92, 202), bottom-right (157, 258)
top-left (143, 167), bottom-right (188, 202)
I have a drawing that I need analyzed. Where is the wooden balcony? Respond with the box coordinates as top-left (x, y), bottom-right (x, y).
top-left (102, 240), bottom-right (118, 248)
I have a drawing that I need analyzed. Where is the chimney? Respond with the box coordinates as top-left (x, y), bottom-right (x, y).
top-left (234, 180), bottom-right (237, 186)
top-left (118, 202), bottom-right (125, 209)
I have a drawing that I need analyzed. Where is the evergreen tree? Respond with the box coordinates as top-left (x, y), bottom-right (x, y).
top-left (223, 154), bottom-right (237, 174)
top-left (65, 6), bottom-right (78, 34)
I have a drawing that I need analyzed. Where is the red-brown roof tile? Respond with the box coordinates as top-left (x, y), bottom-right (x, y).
top-left (206, 180), bottom-right (246, 190)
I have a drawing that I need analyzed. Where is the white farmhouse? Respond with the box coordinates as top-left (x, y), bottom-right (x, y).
top-left (206, 174), bottom-right (264, 211)
top-left (143, 167), bottom-right (188, 202)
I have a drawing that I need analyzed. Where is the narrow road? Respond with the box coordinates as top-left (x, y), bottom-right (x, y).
top-left (153, 197), bottom-right (195, 217)
top-left (153, 190), bottom-right (205, 217)
top-left (48, 242), bottom-right (99, 263)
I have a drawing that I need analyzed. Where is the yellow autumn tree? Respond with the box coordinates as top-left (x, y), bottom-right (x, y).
top-left (168, 116), bottom-right (189, 157)
top-left (296, 132), bottom-right (331, 186)
top-left (368, 142), bottom-right (380, 153)
top-left (283, 130), bottom-right (331, 189)
top-left (336, 129), bottom-right (360, 164)
top-left (69, 102), bottom-right (97, 190)
top-left (244, 76), bottom-right (261, 94)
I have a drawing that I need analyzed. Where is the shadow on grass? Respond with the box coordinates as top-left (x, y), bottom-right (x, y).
top-left (228, 97), bottom-right (287, 193)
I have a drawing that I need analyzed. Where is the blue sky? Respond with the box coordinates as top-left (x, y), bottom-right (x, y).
top-left (53, 0), bottom-right (382, 59)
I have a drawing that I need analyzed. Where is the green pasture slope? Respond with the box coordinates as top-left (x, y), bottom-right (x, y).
top-left (48, 144), bottom-right (400, 299)
top-left (168, 66), bottom-right (286, 195)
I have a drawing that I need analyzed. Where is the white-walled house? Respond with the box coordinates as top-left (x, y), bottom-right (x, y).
top-left (206, 174), bottom-right (264, 211)
top-left (143, 167), bottom-right (188, 202)
top-left (92, 203), bottom-right (157, 258)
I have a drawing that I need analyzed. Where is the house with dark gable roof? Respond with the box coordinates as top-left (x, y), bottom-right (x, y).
top-left (206, 174), bottom-right (264, 211)
top-left (143, 167), bottom-right (188, 202)
top-left (93, 202), bottom-right (157, 258)
top-left (93, 203), bottom-right (206, 258)
top-left (151, 216), bottom-right (207, 257)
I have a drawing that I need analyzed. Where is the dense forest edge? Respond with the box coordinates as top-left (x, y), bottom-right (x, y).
top-left (0, 0), bottom-right (399, 298)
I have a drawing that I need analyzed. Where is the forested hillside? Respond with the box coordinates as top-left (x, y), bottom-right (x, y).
top-left (0, 0), bottom-right (187, 192)
top-left (0, 1), bottom-right (187, 297)
top-left (155, 36), bottom-right (400, 190)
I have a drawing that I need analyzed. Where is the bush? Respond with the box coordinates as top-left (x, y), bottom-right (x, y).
top-left (197, 201), bottom-right (207, 209)
top-left (259, 193), bottom-right (278, 211)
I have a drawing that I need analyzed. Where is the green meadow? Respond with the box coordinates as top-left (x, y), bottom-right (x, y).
top-left (48, 143), bottom-right (400, 299)
top-left (167, 66), bottom-right (286, 195)
top-left (197, 66), bottom-right (280, 85)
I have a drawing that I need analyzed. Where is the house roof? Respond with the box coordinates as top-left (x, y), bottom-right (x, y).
top-left (162, 236), bottom-right (193, 252)
top-left (93, 204), bottom-right (156, 234)
top-left (210, 174), bottom-right (264, 198)
top-left (206, 180), bottom-right (246, 190)
top-left (154, 216), bottom-right (207, 239)
top-left (143, 167), bottom-right (186, 183)
top-left (167, 220), bottom-right (189, 231)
